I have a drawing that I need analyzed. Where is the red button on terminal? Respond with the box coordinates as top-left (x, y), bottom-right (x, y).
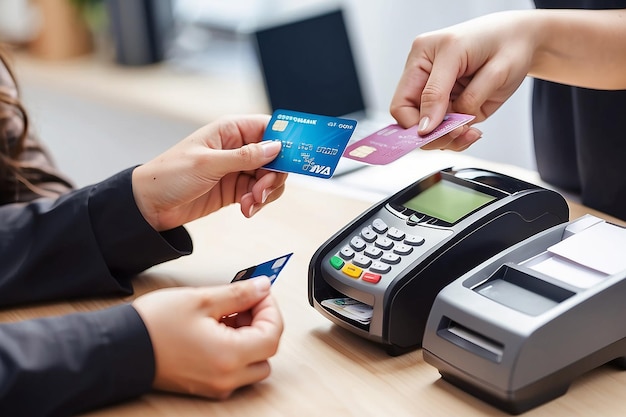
top-left (362, 272), bottom-right (381, 284)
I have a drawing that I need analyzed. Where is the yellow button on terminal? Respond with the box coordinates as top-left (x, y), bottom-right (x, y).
top-left (342, 264), bottom-right (362, 279)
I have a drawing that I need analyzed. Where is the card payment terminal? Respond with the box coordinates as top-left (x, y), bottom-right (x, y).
top-left (423, 215), bottom-right (626, 414)
top-left (308, 167), bottom-right (569, 355)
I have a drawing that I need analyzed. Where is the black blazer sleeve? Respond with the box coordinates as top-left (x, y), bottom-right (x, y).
top-left (0, 167), bottom-right (192, 305)
top-left (0, 304), bottom-right (155, 417)
top-left (0, 167), bottom-right (193, 415)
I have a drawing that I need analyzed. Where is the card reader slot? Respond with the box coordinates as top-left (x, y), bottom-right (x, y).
top-left (437, 317), bottom-right (504, 363)
top-left (473, 264), bottom-right (575, 316)
top-left (322, 305), bottom-right (369, 331)
top-left (316, 285), bottom-right (373, 331)
top-left (313, 273), bottom-right (374, 331)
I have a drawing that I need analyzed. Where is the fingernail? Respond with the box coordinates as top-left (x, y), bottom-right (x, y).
top-left (248, 203), bottom-right (262, 217)
top-left (252, 276), bottom-right (271, 293)
top-left (466, 128), bottom-right (483, 142)
top-left (418, 116), bottom-right (430, 133)
top-left (448, 125), bottom-right (468, 139)
top-left (262, 187), bottom-right (274, 204)
top-left (261, 140), bottom-right (282, 157)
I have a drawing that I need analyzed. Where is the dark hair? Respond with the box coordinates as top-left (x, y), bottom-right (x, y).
top-left (0, 46), bottom-right (72, 202)
top-left (0, 49), bottom-right (29, 193)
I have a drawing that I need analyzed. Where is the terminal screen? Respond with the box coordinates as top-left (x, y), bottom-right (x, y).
top-left (402, 180), bottom-right (496, 223)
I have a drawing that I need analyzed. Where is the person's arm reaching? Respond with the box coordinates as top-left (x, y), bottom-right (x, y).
top-left (529, 9), bottom-right (626, 90)
top-left (390, 8), bottom-right (626, 151)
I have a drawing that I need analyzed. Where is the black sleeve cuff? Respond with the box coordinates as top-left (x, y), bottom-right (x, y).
top-left (86, 304), bottom-right (156, 410)
top-left (88, 167), bottom-right (193, 284)
top-left (0, 304), bottom-right (155, 416)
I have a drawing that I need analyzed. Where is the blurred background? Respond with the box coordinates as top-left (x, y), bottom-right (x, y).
top-left (0, 0), bottom-right (535, 191)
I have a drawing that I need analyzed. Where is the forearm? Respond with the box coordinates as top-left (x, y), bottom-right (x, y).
top-left (529, 8), bottom-right (626, 89)
top-left (0, 304), bottom-right (155, 416)
top-left (0, 168), bottom-right (192, 305)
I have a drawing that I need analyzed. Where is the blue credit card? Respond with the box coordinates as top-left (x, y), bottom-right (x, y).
top-left (261, 109), bottom-right (357, 179)
top-left (231, 253), bottom-right (293, 285)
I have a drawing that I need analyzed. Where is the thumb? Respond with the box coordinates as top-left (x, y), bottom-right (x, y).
top-left (211, 140), bottom-right (282, 177)
top-left (202, 277), bottom-right (272, 319)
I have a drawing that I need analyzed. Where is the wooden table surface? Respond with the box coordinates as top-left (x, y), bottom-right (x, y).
top-left (2, 172), bottom-right (624, 417)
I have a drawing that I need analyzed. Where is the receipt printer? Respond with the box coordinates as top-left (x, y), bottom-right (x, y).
top-left (423, 214), bottom-right (626, 414)
top-left (308, 167), bottom-right (568, 355)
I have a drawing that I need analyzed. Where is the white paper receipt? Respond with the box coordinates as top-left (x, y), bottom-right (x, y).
top-left (547, 222), bottom-right (626, 276)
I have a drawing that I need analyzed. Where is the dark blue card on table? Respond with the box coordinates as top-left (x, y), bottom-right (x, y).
top-left (231, 253), bottom-right (293, 285)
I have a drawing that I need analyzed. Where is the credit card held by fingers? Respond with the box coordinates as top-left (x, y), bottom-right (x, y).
top-left (261, 109), bottom-right (357, 179)
top-left (231, 253), bottom-right (293, 285)
top-left (343, 113), bottom-right (475, 165)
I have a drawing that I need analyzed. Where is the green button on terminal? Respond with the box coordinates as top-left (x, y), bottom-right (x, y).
top-left (329, 256), bottom-right (345, 270)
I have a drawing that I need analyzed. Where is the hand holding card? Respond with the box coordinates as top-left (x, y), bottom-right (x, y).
top-left (343, 113), bottom-right (475, 165)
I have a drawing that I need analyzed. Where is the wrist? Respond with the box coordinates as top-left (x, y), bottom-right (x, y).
top-left (527, 10), bottom-right (563, 78)
top-left (131, 164), bottom-right (160, 231)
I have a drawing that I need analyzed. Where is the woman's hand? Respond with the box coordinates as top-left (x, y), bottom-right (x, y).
top-left (390, 11), bottom-right (537, 151)
top-left (132, 277), bottom-right (283, 399)
top-left (132, 114), bottom-right (288, 231)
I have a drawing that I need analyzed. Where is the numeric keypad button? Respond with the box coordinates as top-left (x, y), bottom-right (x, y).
top-left (352, 254), bottom-right (372, 269)
top-left (361, 227), bottom-right (378, 243)
top-left (404, 234), bottom-right (425, 246)
top-left (393, 244), bottom-right (413, 256)
top-left (370, 261), bottom-right (391, 274)
top-left (375, 236), bottom-right (394, 251)
top-left (364, 246), bottom-right (383, 259)
top-left (387, 227), bottom-right (405, 241)
top-left (350, 236), bottom-right (366, 252)
top-left (381, 253), bottom-right (401, 264)
top-left (371, 218), bottom-right (388, 234)
top-left (339, 246), bottom-right (355, 260)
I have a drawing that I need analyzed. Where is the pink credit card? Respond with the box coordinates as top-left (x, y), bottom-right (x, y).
top-left (343, 113), bottom-right (475, 165)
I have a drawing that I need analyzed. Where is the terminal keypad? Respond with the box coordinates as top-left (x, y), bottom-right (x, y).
top-left (329, 217), bottom-right (425, 285)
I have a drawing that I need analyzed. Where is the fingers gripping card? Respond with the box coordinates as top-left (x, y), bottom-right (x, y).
top-left (262, 110), bottom-right (357, 179)
top-left (343, 113), bottom-right (475, 165)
